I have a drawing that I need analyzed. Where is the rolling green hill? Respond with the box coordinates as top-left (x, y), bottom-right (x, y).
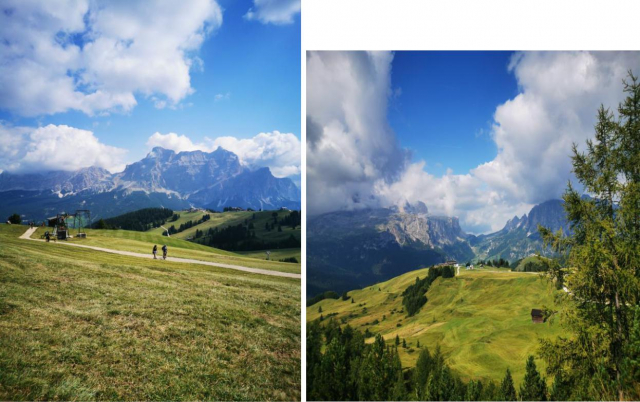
top-left (29, 227), bottom-right (300, 274)
top-left (0, 224), bottom-right (300, 400)
top-left (155, 210), bottom-right (300, 242)
top-left (306, 266), bottom-right (565, 385)
top-left (147, 209), bottom-right (300, 260)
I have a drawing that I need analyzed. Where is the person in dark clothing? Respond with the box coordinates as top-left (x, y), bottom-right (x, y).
top-left (45, 232), bottom-right (50, 242)
top-left (152, 245), bottom-right (158, 259)
top-left (162, 244), bottom-right (168, 260)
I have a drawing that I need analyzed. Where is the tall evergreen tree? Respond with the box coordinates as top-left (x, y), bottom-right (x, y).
top-left (519, 356), bottom-right (547, 401)
top-left (499, 368), bottom-right (517, 401)
top-left (540, 71), bottom-right (640, 401)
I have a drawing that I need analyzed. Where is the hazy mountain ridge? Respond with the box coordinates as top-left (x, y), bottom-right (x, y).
top-left (307, 199), bottom-right (569, 297)
top-left (0, 147), bottom-right (300, 221)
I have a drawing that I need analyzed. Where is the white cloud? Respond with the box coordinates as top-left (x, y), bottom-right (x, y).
top-left (306, 51), bottom-right (640, 234)
top-left (244, 0), bottom-right (300, 25)
top-left (306, 51), bottom-right (410, 215)
top-left (0, 0), bottom-right (222, 116)
top-left (473, 51), bottom-right (640, 206)
top-left (146, 131), bottom-right (301, 178)
top-left (0, 123), bottom-right (127, 173)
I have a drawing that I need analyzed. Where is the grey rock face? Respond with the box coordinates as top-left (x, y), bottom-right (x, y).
top-left (0, 146), bottom-right (300, 221)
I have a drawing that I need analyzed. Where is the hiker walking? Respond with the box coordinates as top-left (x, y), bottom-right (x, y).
top-left (152, 245), bottom-right (158, 259)
top-left (162, 244), bottom-right (168, 260)
top-left (45, 231), bottom-right (50, 242)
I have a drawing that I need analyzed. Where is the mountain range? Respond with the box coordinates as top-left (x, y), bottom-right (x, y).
top-left (0, 147), bottom-right (300, 222)
top-left (307, 199), bottom-right (569, 297)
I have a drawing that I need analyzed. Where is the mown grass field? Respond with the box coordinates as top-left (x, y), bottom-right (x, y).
top-left (30, 227), bottom-right (300, 275)
top-left (307, 267), bottom-right (565, 385)
top-left (1, 224), bottom-right (301, 400)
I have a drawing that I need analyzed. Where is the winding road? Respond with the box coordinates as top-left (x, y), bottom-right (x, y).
top-left (19, 227), bottom-right (300, 279)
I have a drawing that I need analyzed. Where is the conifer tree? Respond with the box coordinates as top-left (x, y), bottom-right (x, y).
top-left (395, 334), bottom-right (400, 346)
top-left (540, 71), bottom-right (640, 401)
top-left (519, 356), bottom-right (547, 401)
top-left (499, 368), bottom-right (517, 401)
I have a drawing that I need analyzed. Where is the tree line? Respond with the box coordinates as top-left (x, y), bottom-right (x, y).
top-left (307, 319), bottom-right (556, 401)
top-left (93, 208), bottom-right (173, 231)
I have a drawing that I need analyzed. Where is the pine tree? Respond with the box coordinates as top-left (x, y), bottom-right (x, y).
top-left (395, 334), bottom-right (400, 346)
top-left (417, 340), bottom-right (420, 348)
top-left (318, 305), bottom-right (322, 313)
top-left (499, 368), bottom-right (517, 401)
top-left (539, 71), bottom-right (640, 401)
top-left (402, 338), bottom-right (407, 348)
top-left (519, 356), bottom-right (547, 401)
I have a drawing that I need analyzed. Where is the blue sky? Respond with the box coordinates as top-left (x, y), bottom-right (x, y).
top-left (0, 0), bottom-right (301, 179)
top-left (388, 51), bottom-right (518, 176)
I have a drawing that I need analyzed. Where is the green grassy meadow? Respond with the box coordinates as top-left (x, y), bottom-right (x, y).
top-left (1, 224), bottom-right (301, 400)
top-left (236, 249), bottom-right (301, 263)
top-left (307, 267), bottom-right (565, 385)
top-left (30, 227), bottom-right (300, 275)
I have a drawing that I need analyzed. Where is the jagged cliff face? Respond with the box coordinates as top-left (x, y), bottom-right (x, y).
top-left (471, 199), bottom-right (569, 261)
top-left (0, 166), bottom-right (114, 195)
top-left (0, 147), bottom-right (300, 221)
top-left (379, 212), bottom-right (467, 248)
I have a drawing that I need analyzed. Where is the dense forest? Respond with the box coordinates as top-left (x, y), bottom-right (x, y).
top-left (402, 265), bottom-right (455, 316)
top-left (197, 224), bottom-right (300, 251)
top-left (307, 319), bottom-right (556, 401)
top-left (92, 208), bottom-right (173, 231)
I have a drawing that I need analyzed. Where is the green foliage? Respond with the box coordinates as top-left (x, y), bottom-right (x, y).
top-left (7, 213), bottom-right (21, 224)
top-left (539, 71), bottom-right (640, 401)
top-left (94, 207), bottom-right (173, 231)
top-left (499, 368), bottom-right (517, 401)
top-left (519, 356), bottom-right (547, 401)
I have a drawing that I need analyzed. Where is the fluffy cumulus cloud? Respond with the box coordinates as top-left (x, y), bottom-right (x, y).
top-left (146, 131), bottom-right (301, 178)
top-left (307, 51), bottom-right (640, 233)
top-left (306, 51), bottom-right (410, 215)
top-left (244, 0), bottom-right (300, 25)
top-left (0, 0), bottom-right (222, 116)
top-left (0, 123), bottom-right (127, 173)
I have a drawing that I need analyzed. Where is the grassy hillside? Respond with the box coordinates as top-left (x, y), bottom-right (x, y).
top-left (0, 224), bottom-right (300, 400)
top-left (166, 210), bottom-right (299, 242)
top-left (30, 227), bottom-right (300, 275)
top-left (306, 267), bottom-right (565, 385)
top-left (146, 210), bottom-right (208, 236)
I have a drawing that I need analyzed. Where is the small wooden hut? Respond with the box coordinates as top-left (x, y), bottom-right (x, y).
top-left (531, 309), bottom-right (544, 324)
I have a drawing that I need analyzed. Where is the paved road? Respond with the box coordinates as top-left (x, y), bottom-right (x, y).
top-left (19, 227), bottom-right (300, 279)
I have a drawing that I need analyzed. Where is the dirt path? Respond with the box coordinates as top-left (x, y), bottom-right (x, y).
top-left (19, 227), bottom-right (300, 279)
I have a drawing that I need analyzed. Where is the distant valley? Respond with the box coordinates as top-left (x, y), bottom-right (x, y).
top-left (0, 147), bottom-right (301, 222)
top-left (307, 199), bottom-right (569, 297)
